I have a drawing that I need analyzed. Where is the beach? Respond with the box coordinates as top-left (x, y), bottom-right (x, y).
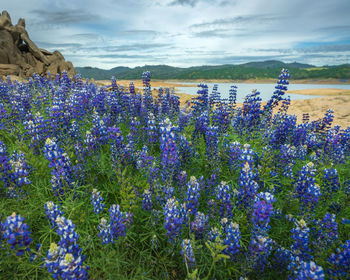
top-left (286, 89), bottom-right (350, 128)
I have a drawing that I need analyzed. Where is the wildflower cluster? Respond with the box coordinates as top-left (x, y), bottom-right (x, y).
top-left (0, 69), bottom-right (349, 279)
top-left (1, 212), bottom-right (33, 256)
top-left (43, 138), bottom-right (74, 197)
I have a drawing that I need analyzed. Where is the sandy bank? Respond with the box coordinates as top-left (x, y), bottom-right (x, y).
top-left (164, 78), bottom-right (350, 85)
top-left (286, 96), bottom-right (350, 128)
top-left (288, 88), bottom-right (350, 96)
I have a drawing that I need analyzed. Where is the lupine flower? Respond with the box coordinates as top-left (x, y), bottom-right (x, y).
top-left (84, 130), bottom-right (97, 152)
top-left (0, 141), bottom-right (11, 179)
top-left (208, 227), bottom-right (222, 243)
top-left (137, 146), bottom-right (154, 170)
top-left (328, 240), bottom-right (350, 279)
top-left (44, 212), bottom-right (89, 279)
top-left (142, 71), bottom-right (153, 112)
top-left (109, 204), bottom-right (129, 241)
top-left (91, 188), bottom-right (105, 214)
top-left (178, 170), bottom-right (187, 192)
top-left (108, 126), bottom-right (125, 165)
top-left (237, 162), bottom-right (259, 209)
top-left (178, 135), bottom-right (193, 165)
top-left (190, 211), bottom-right (208, 238)
top-left (205, 125), bottom-right (219, 162)
top-left (251, 198), bottom-right (274, 234)
top-left (185, 176), bottom-right (201, 215)
top-left (314, 213), bottom-right (338, 249)
top-left (181, 239), bottom-right (195, 268)
top-left (264, 68), bottom-right (290, 118)
top-left (322, 168), bottom-right (340, 198)
top-left (43, 138), bottom-right (74, 197)
top-left (216, 181), bottom-right (233, 219)
top-left (142, 189), bottom-right (153, 211)
top-left (291, 219), bottom-right (311, 260)
top-left (192, 83), bottom-right (209, 118)
top-left (98, 218), bottom-right (113, 245)
top-left (24, 112), bottom-right (49, 154)
top-left (91, 111), bottom-right (109, 145)
top-left (7, 150), bottom-right (31, 198)
top-left (2, 212), bottom-right (33, 256)
top-left (223, 222), bottom-right (241, 260)
top-left (248, 234), bottom-right (273, 270)
top-left (163, 197), bottom-right (184, 243)
top-left (193, 111), bottom-right (209, 139)
top-left (212, 104), bottom-right (230, 133)
top-left (239, 89), bottom-right (262, 132)
top-left (278, 144), bottom-right (297, 178)
top-left (44, 201), bottom-right (64, 228)
top-left (0, 102), bottom-right (8, 130)
top-left (292, 261), bottom-right (325, 280)
top-left (226, 141), bottom-right (241, 171)
top-left (295, 162), bottom-right (321, 213)
top-left (229, 85), bottom-right (237, 107)
top-left (160, 134), bottom-right (180, 183)
top-left (146, 113), bottom-right (158, 144)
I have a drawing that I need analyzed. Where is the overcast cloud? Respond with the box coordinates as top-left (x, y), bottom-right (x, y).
top-left (2, 0), bottom-right (350, 68)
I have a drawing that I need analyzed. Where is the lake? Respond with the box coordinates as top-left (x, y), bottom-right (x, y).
top-left (172, 83), bottom-right (350, 103)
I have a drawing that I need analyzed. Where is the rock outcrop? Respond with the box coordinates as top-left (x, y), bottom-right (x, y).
top-left (0, 10), bottom-right (76, 78)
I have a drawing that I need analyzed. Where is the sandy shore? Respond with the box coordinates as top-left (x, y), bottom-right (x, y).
top-left (280, 89), bottom-right (350, 127)
top-left (286, 96), bottom-right (350, 128)
top-left (99, 80), bottom-right (350, 127)
top-left (164, 78), bottom-right (350, 85)
top-left (289, 88), bottom-right (350, 96)
top-left (174, 88), bottom-right (350, 128)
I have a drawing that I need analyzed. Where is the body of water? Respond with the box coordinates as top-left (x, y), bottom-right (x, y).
top-left (173, 83), bottom-right (350, 103)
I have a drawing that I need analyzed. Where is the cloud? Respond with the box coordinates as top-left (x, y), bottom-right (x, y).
top-left (91, 54), bottom-right (156, 59)
top-left (36, 42), bottom-right (83, 49)
top-left (255, 44), bottom-right (350, 54)
top-left (104, 43), bottom-right (172, 52)
top-left (30, 9), bottom-right (101, 25)
top-left (69, 33), bottom-right (103, 41)
top-left (168, 0), bottom-right (199, 7)
top-left (190, 14), bottom-right (280, 29)
top-left (297, 44), bottom-right (350, 53)
top-left (193, 29), bottom-right (231, 38)
top-left (119, 30), bottom-right (162, 38)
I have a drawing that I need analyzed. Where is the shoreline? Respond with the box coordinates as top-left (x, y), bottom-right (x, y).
top-left (288, 88), bottom-right (350, 96)
top-left (95, 78), bottom-right (350, 88)
top-left (163, 78), bottom-right (350, 85)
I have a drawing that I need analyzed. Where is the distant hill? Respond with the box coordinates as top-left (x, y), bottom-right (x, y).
top-left (240, 60), bottom-right (314, 69)
top-left (76, 60), bottom-right (350, 80)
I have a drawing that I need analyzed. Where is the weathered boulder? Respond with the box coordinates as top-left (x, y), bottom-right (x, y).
top-left (0, 64), bottom-right (20, 76)
top-left (0, 10), bottom-right (76, 78)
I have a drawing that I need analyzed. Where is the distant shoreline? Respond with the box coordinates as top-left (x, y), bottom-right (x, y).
top-left (162, 78), bottom-right (350, 85)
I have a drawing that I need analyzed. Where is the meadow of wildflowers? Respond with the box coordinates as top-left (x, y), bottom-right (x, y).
top-left (0, 69), bottom-right (349, 279)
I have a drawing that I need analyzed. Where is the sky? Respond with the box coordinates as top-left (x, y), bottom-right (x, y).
top-left (2, 0), bottom-right (350, 68)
